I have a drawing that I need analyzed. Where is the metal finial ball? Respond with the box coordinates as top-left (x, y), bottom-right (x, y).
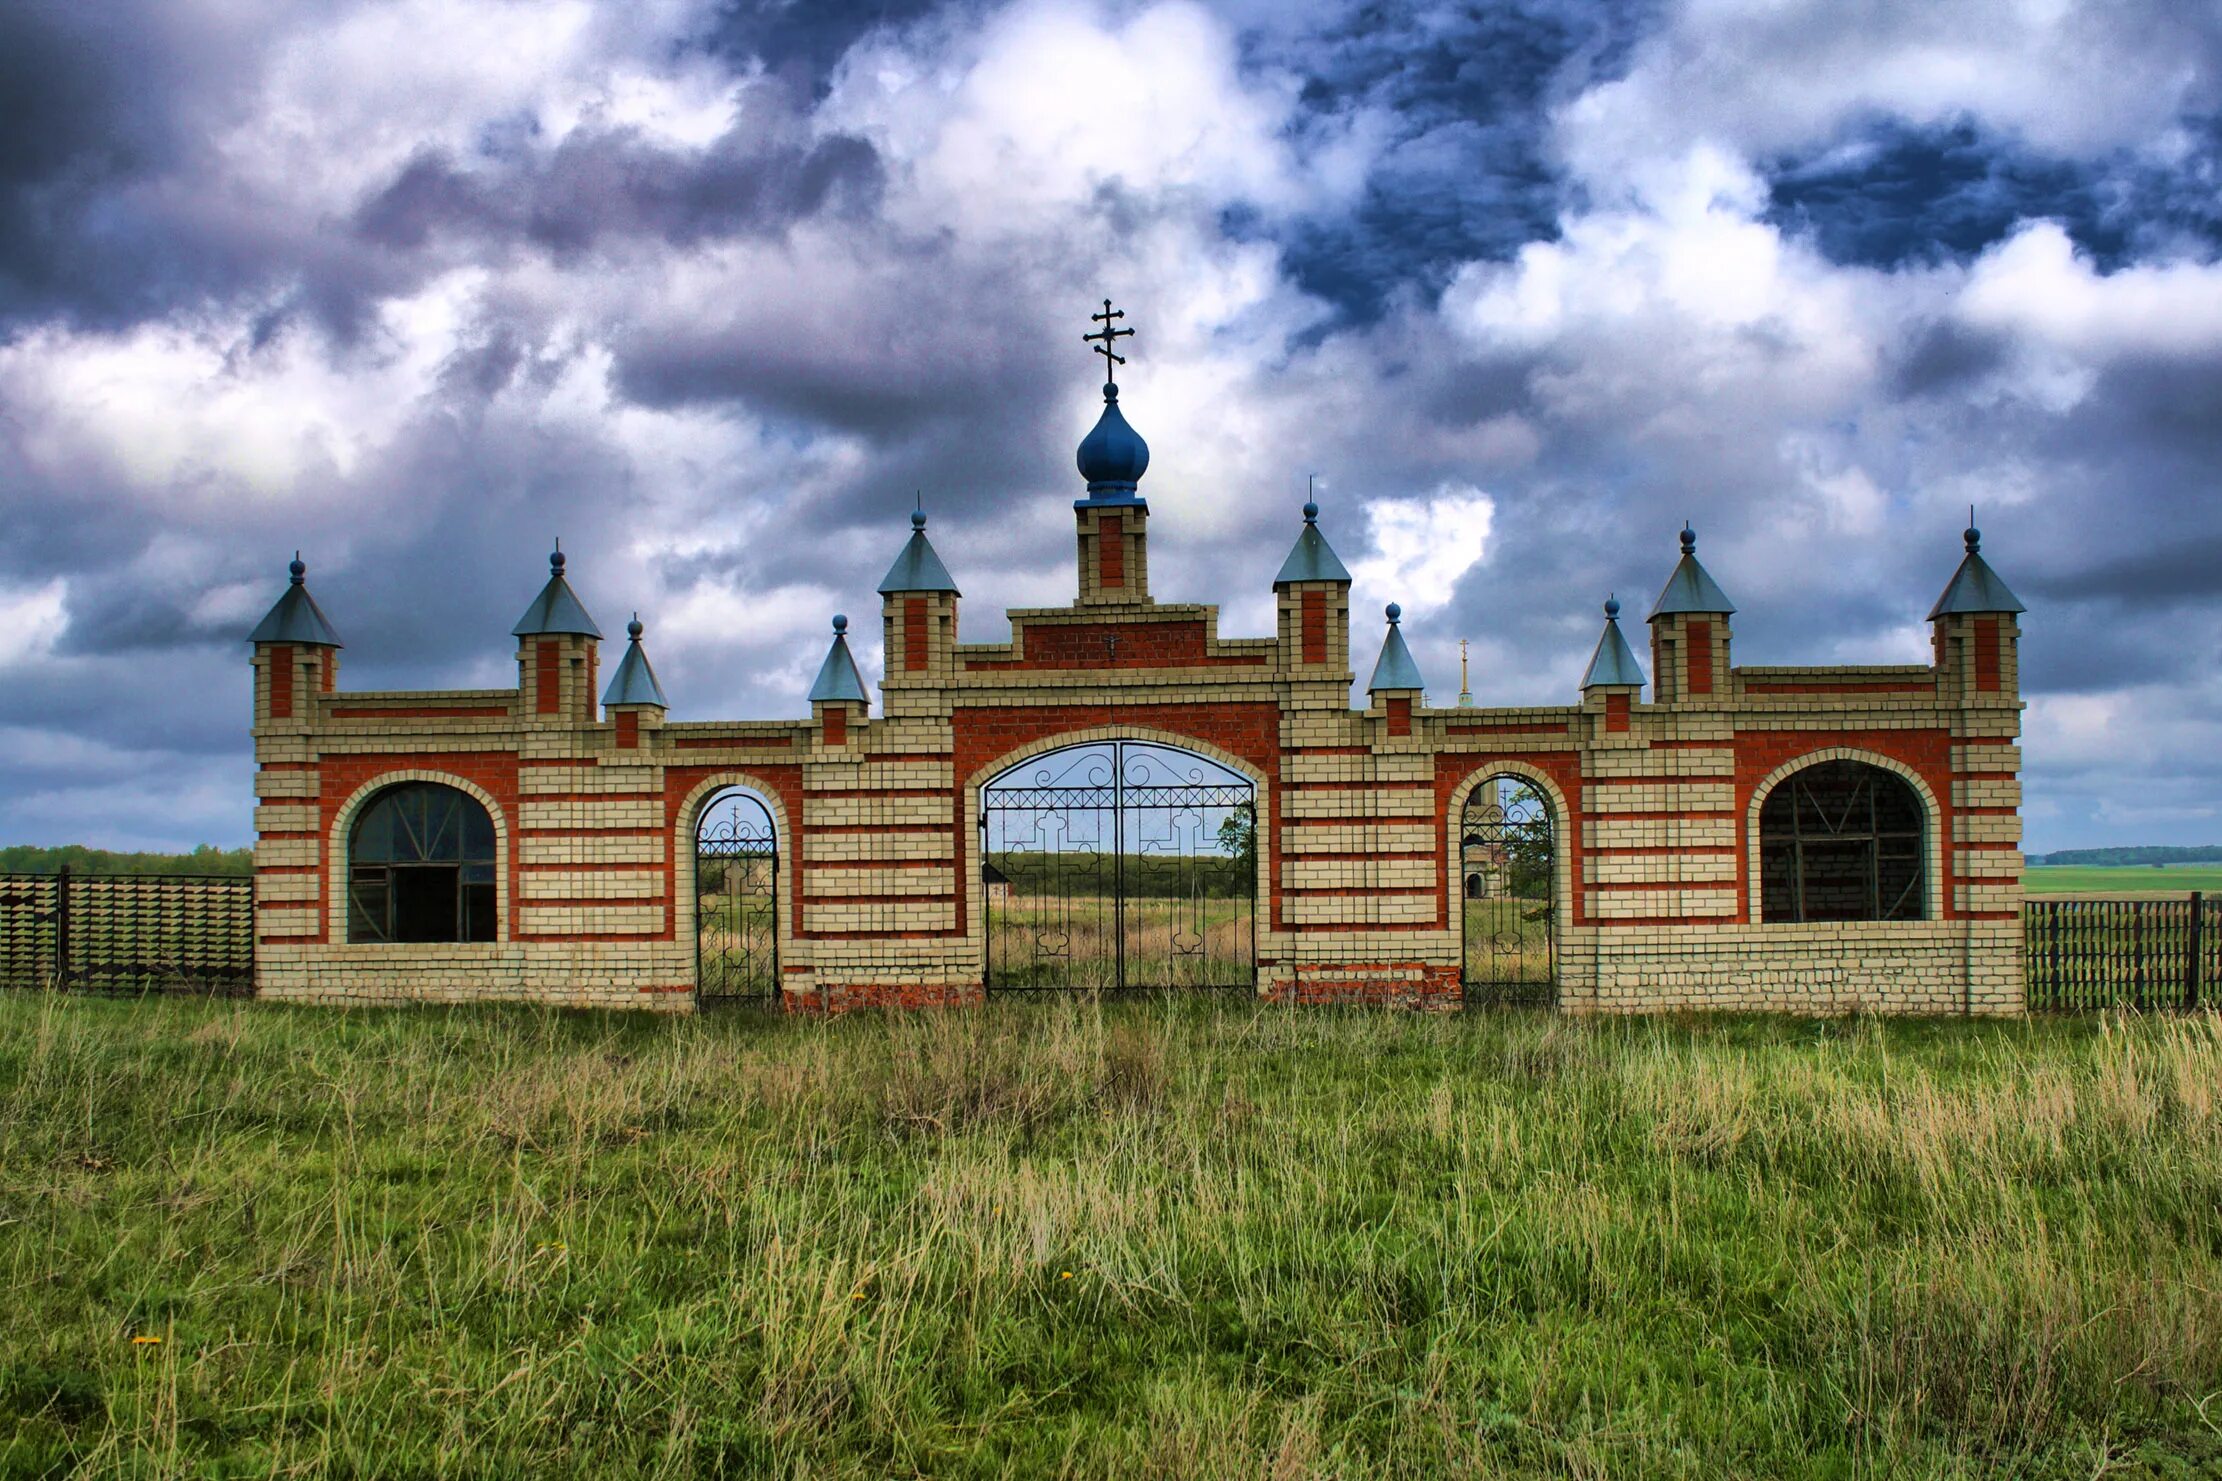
top-left (550, 548), bottom-right (565, 574)
top-left (1102, 382), bottom-right (1119, 400)
top-left (1604, 596), bottom-right (1621, 619)
top-left (832, 614), bottom-right (848, 634)
top-left (912, 508), bottom-right (927, 530)
top-left (1303, 501), bottom-right (1319, 523)
top-left (1965, 526), bottom-right (1981, 552)
top-left (288, 555), bottom-right (306, 584)
top-left (1386, 602), bottom-right (1402, 623)
top-left (627, 615), bottom-right (644, 641)
top-left (1680, 526), bottom-right (1696, 554)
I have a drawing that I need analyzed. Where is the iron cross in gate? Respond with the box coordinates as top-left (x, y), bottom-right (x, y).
top-left (1083, 299), bottom-right (1135, 382)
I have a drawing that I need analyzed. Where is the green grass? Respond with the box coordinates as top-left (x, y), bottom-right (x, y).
top-left (3, 997), bottom-right (2220, 1478)
top-left (2024, 865), bottom-right (2222, 896)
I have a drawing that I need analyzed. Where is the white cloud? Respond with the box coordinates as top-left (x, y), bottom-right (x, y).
top-left (1558, 0), bottom-right (2217, 178)
top-left (827, 0), bottom-right (1368, 237)
top-left (0, 580), bottom-right (69, 669)
top-left (1349, 485), bottom-right (1496, 616)
top-left (1958, 221), bottom-right (2222, 362)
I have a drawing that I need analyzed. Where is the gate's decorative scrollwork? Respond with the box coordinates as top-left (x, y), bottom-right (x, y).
top-left (981, 741), bottom-right (1255, 991)
top-left (1459, 775), bottom-right (1557, 1006)
top-left (695, 791), bottom-right (778, 1005)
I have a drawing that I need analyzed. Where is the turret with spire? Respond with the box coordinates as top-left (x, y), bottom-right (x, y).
top-left (1928, 518), bottom-right (2025, 699)
top-left (1272, 493), bottom-right (1352, 693)
top-left (1368, 603), bottom-right (1426, 737)
top-left (1074, 299), bottom-right (1152, 606)
top-left (808, 614), bottom-right (869, 749)
top-left (602, 613), bottom-right (669, 749)
top-left (879, 501), bottom-right (961, 688)
top-left (248, 553), bottom-right (343, 725)
top-left (1647, 524), bottom-right (1735, 702)
top-left (1581, 596), bottom-right (1646, 735)
top-left (512, 542), bottom-right (603, 725)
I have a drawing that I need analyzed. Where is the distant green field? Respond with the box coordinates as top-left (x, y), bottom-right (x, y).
top-left (2023, 865), bottom-right (2222, 896)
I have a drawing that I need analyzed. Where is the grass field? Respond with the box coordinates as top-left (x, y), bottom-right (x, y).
top-left (2025, 865), bottom-right (2222, 897)
top-left (988, 898), bottom-right (1252, 989)
top-left (3, 997), bottom-right (2220, 1477)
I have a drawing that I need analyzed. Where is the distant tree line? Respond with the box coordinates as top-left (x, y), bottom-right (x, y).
top-left (987, 848), bottom-right (1252, 900)
top-left (2026, 846), bottom-right (2222, 867)
top-left (0, 844), bottom-right (254, 876)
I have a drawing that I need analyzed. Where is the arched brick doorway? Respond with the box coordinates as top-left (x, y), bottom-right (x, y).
top-left (1459, 772), bottom-right (1558, 1006)
top-left (693, 787), bottom-right (779, 1006)
top-left (978, 739), bottom-right (1256, 991)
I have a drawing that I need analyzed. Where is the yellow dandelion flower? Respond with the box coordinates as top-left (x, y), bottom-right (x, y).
top-left (131, 1335), bottom-right (162, 1346)
top-left (851, 1291), bottom-right (865, 1301)
top-left (1061, 1271), bottom-right (1073, 1280)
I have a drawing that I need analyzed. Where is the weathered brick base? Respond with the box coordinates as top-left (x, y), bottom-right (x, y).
top-left (1262, 962), bottom-right (1461, 1008)
top-left (789, 981), bottom-right (988, 1014)
top-left (255, 941), bottom-right (698, 1012)
top-left (1559, 920), bottom-right (2025, 1016)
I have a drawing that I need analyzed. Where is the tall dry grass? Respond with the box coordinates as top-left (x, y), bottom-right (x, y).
top-left (0, 996), bottom-right (2216, 1477)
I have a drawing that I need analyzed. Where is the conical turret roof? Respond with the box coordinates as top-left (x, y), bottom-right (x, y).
top-left (877, 510), bottom-right (961, 595)
top-left (807, 615), bottom-right (869, 704)
top-left (247, 554), bottom-right (343, 647)
top-left (512, 545), bottom-right (602, 638)
top-left (602, 615), bottom-right (669, 708)
top-left (1581, 598), bottom-right (1647, 689)
top-left (1367, 604), bottom-right (1425, 692)
top-left (1273, 501), bottom-right (1352, 585)
top-left (1927, 525), bottom-right (2026, 618)
top-left (1648, 526), bottom-right (1735, 618)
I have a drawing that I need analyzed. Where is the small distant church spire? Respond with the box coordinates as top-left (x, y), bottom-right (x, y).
top-left (1457, 639), bottom-right (1474, 707)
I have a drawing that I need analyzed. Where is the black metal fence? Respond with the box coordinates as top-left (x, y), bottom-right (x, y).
top-left (1, 865), bottom-right (2216, 1011)
top-left (0, 869), bottom-right (254, 993)
top-left (2025, 894), bottom-right (2214, 1012)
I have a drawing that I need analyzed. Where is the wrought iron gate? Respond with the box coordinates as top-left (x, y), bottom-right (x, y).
top-left (980, 741), bottom-right (1255, 991)
top-left (1459, 775), bottom-right (1557, 1006)
top-left (694, 791), bottom-right (778, 1005)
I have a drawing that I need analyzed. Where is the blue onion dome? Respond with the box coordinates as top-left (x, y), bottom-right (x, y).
top-left (1076, 382), bottom-right (1150, 496)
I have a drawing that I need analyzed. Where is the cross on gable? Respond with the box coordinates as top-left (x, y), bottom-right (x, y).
top-left (1083, 299), bottom-right (1135, 382)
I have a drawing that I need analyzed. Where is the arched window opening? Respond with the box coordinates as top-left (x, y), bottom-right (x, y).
top-left (1758, 760), bottom-right (1927, 922)
top-left (347, 782), bottom-right (497, 943)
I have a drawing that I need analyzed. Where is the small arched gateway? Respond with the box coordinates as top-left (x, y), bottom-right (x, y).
top-left (693, 788), bottom-right (779, 1005)
top-left (247, 313), bottom-right (2028, 1015)
top-left (1457, 773), bottom-right (1558, 1006)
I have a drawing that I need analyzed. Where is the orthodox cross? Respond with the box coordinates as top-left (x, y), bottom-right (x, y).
top-left (1083, 299), bottom-right (1135, 382)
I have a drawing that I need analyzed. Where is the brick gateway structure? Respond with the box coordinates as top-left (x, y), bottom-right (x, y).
top-left (247, 323), bottom-right (2027, 1015)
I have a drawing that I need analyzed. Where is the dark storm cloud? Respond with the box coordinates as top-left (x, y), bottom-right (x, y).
top-left (1235, 0), bottom-right (1660, 323)
top-left (0, 0), bottom-right (334, 331)
top-left (1765, 116), bottom-right (2222, 272)
top-left (704, 0), bottom-right (960, 89)
top-left (1885, 319), bottom-right (2011, 399)
top-left (354, 106), bottom-right (881, 258)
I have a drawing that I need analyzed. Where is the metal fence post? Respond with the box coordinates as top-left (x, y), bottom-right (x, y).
top-left (53, 865), bottom-right (71, 990)
top-left (2190, 891), bottom-right (2205, 1010)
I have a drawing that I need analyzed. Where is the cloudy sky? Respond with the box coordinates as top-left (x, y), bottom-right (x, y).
top-left (2, 0), bottom-right (2218, 853)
